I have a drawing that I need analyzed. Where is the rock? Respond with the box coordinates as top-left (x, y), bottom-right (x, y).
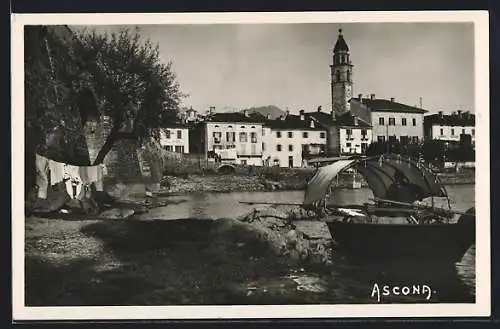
top-left (99, 208), bottom-right (135, 220)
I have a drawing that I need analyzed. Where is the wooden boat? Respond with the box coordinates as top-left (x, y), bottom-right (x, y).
top-left (302, 155), bottom-right (476, 263)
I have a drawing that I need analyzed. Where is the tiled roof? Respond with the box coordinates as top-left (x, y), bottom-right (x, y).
top-left (205, 112), bottom-right (266, 124)
top-left (350, 98), bottom-right (428, 114)
top-left (424, 112), bottom-right (475, 126)
top-left (305, 111), bottom-right (372, 128)
top-left (265, 114), bottom-right (324, 131)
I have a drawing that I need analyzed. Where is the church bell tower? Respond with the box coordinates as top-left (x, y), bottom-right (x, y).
top-left (330, 29), bottom-right (353, 117)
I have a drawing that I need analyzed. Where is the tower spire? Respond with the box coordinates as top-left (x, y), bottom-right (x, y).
top-left (331, 27), bottom-right (353, 117)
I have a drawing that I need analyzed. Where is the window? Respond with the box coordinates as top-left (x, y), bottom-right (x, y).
top-left (226, 132), bottom-right (235, 142)
top-left (462, 128), bottom-right (465, 135)
top-left (361, 129), bottom-right (367, 137)
top-left (262, 143), bottom-right (265, 151)
top-left (213, 132), bottom-right (221, 144)
top-left (277, 144), bottom-right (282, 152)
top-left (451, 128), bottom-right (455, 136)
top-left (165, 130), bottom-right (171, 139)
top-left (336, 70), bottom-right (340, 82)
top-left (177, 130), bottom-right (182, 139)
top-left (388, 135), bottom-right (397, 143)
top-left (276, 131), bottom-right (282, 138)
top-left (400, 136), bottom-right (409, 145)
top-left (241, 160), bottom-right (247, 165)
top-left (388, 117), bottom-right (395, 126)
top-left (239, 132), bottom-right (248, 142)
top-left (303, 132), bottom-right (309, 138)
top-left (250, 132), bottom-right (257, 143)
top-left (440, 128), bottom-right (444, 136)
top-left (402, 118), bottom-right (407, 126)
top-left (320, 132), bottom-right (326, 139)
top-left (412, 136), bottom-right (419, 143)
top-left (377, 136), bottom-right (386, 143)
top-left (347, 70), bottom-right (351, 82)
top-left (412, 118), bottom-right (417, 126)
top-left (288, 145), bottom-right (293, 152)
top-left (472, 129), bottom-right (475, 136)
top-left (361, 143), bottom-right (368, 154)
top-left (175, 146), bottom-right (184, 153)
top-left (346, 143), bottom-right (351, 148)
top-left (251, 126), bottom-right (255, 129)
top-left (379, 117), bottom-right (385, 125)
top-left (346, 129), bottom-right (352, 140)
top-left (288, 131), bottom-right (293, 138)
top-left (165, 145), bottom-right (173, 152)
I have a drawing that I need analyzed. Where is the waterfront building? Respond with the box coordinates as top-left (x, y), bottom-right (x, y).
top-left (349, 94), bottom-right (427, 144)
top-left (202, 110), bottom-right (266, 166)
top-left (262, 110), bottom-right (327, 168)
top-left (329, 29), bottom-right (427, 146)
top-left (424, 110), bottom-right (475, 146)
top-left (305, 107), bottom-right (372, 156)
top-left (155, 123), bottom-right (190, 153)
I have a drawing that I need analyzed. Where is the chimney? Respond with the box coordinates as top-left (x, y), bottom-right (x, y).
top-left (266, 113), bottom-right (271, 120)
top-left (358, 94), bottom-right (363, 101)
top-left (354, 116), bottom-right (359, 126)
top-left (438, 111), bottom-right (444, 118)
top-left (285, 109), bottom-right (290, 117)
top-left (310, 120), bottom-right (315, 128)
top-left (452, 111), bottom-right (457, 116)
top-left (370, 94), bottom-right (375, 100)
top-left (209, 106), bottom-right (215, 114)
top-left (390, 97), bottom-right (395, 102)
top-left (280, 115), bottom-right (285, 121)
top-left (331, 110), bottom-right (336, 121)
top-left (317, 106), bottom-right (322, 112)
top-left (243, 109), bottom-right (249, 117)
top-left (299, 110), bottom-right (305, 121)
top-left (457, 110), bottom-right (462, 117)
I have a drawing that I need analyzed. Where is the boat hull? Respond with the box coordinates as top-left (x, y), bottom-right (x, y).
top-left (326, 217), bottom-right (475, 263)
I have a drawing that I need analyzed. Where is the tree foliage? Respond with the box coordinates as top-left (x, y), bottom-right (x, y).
top-left (25, 25), bottom-right (186, 167)
top-left (74, 27), bottom-right (185, 164)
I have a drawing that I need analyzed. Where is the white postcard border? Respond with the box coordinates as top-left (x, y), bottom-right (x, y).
top-left (11, 10), bottom-right (490, 320)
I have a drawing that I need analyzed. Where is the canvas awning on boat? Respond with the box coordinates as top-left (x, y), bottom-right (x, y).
top-left (303, 159), bottom-right (356, 206)
top-left (302, 155), bottom-right (448, 206)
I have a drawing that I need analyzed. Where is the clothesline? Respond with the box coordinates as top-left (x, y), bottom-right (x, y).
top-left (35, 153), bottom-right (106, 200)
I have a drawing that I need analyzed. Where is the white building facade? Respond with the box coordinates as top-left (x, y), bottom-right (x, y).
top-left (204, 111), bottom-right (264, 166)
top-left (262, 112), bottom-right (327, 168)
top-left (424, 110), bottom-right (475, 145)
top-left (338, 125), bottom-right (372, 155)
top-left (157, 126), bottom-right (190, 153)
top-left (350, 95), bottom-right (427, 144)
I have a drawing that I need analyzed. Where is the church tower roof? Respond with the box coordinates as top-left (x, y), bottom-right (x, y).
top-left (333, 28), bottom-right (349, 52)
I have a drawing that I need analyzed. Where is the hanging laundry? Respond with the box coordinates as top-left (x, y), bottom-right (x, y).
top-left (78, 165), bottom-right (104, 192)
top-left (49, 159), bottom-right (66, 185)
top-left (35, 154), bottom-right (50, 199)
top-left (64, 165), bottom-right (82, 199)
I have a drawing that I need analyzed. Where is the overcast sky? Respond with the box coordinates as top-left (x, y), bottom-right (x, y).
top-left (73, 23), bottom-right (475, 114)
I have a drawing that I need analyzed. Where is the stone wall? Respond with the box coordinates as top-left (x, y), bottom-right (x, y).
top-left (84, 116), bottom-right (143, 184)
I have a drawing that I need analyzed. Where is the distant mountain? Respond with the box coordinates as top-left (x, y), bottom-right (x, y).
top-left (243, 105), bottom-right (285, 120)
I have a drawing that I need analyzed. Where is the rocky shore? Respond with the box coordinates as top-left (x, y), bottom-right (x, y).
top-left (160, 170), bottom-right (474, 195)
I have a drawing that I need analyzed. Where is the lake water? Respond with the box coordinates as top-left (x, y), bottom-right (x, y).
top-left (140, 184), bottom-right (476, 304)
